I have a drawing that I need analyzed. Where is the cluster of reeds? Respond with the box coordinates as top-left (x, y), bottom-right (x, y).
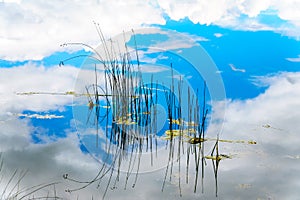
top-left (7, 22), bottom-right (262, 199)
top-left (60, 25), bottom-right (162, 199)
top-left (59, 24), bottom-right (232, 199)
top-left (160, 71), bottom-right (209, 197)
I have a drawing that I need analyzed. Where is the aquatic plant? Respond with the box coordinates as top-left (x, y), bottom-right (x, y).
top-left (57, 24), bottom-right (213, 199)
top-left (0, 154), bottom-right (61, 200)
top-left (16, 24), bottom-right (257, 199)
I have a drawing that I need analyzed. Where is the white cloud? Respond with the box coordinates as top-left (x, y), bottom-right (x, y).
top-left (0, 117), bottom-right (31, 152)
top-left (154, 34), bottom-right (200, 50)
top-left (0, 128), bottom-right (100, 199)
top-left (238, 0), bottom-right (272, 17)
top-left (275, 0), bottom-right (300, 26)
top-left (181, 32), bottom-right (209, 42)
top-left (206, 71), bottom-right (300, 198)
top-left (229, 63), bottom-right (246, 73)
top-left (0, 0), bottom-right (165, 61)
top-left (221, 72), bottom-right (300, 132)
top-left (157, 0), bottom-right (300, 37)
top-left (131, 28), bottom-right (203, 51)
top-left (158, 0), bottom-right (238, 25)
top-left (139, 64), bottom-right (169, 73)
top-left (0, 63), bottom-right (79, 113)
top-left (286, 55), bottom-right (300, 62)
top-left (214, 33), bottom-right (223, 38)
top-left (1, 0), bottom-right (300, 61)
top-left (171, 74), bottom-right (193, 80)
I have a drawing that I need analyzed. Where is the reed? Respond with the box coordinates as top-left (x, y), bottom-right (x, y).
top-left (0, 154), bottom-right (61, 200)
top-left (58, 25), bottom-right (258, 199)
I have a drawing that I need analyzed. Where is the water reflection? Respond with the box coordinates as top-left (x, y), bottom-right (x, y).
top-left (56, 28), bottom-right (254, 199)
top-left (14, 27), bottom-right (260, 199)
